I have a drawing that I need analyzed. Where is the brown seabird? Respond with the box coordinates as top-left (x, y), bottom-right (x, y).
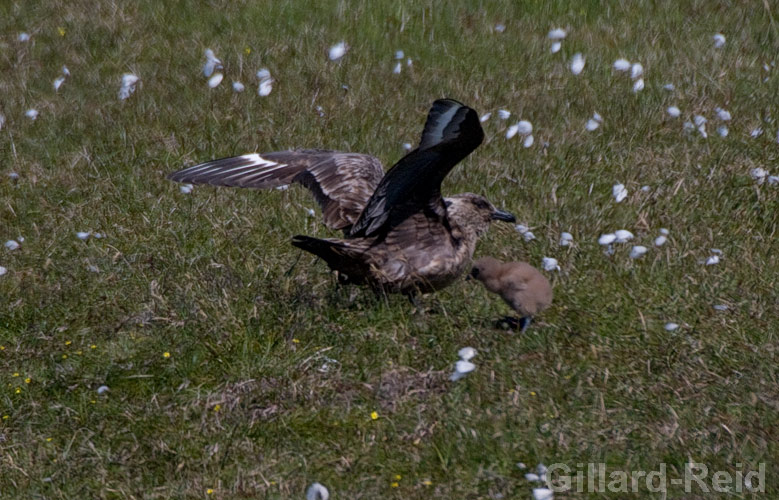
top-left (469, 257), bottom-right (553, 331)
top-left (168, 98), bottom-right (515, 295)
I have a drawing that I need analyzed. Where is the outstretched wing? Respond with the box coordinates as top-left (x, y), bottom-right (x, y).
top-left (168, 149), bottom-right (385, 232)
top-left (349, 98), bottom-right (484, 238)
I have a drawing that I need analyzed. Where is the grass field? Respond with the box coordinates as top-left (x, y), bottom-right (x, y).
top-left (1, 1), bottom-right (778, 498)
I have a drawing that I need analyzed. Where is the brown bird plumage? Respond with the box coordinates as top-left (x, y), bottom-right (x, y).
top-left (470, 257), bottom-right (553, 331)
top-left (168, 99), bottom-right (516, 295)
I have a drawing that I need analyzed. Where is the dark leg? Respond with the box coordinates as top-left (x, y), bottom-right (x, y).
top-left (518, 316), bottom-right (532, 333)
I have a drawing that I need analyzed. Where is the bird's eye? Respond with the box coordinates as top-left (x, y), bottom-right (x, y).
top-left (474, 199), bottom-right (490, 210)
top-left (470, 267), bottom-right (480, 277)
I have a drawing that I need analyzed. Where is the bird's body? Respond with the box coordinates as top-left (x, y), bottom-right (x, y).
top-left (168, 99), bottom-right (515, 295)
top-left (470, 257), bottom-right (553, 330)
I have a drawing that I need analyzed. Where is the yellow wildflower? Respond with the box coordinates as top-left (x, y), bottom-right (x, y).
top-left (213, 404), bottom-right (221, 412)
top-left (390, 482), bottom-right (399, 488)
top-left (57, 27), bottom-right (66, 36)
top-left (163, 352), bottom-right (171, 358)
top-left (370, 411), bottom-right (379, 420)
top-left (25, 378), bottom-right (30, 384)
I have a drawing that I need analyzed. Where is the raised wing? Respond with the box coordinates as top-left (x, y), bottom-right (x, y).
top-left (168, 149), bottom-right (385, 232)
top-left (349, 98), bottom-right (484, 237)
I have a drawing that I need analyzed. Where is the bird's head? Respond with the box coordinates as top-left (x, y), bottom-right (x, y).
top-left (444, 193), bottom-right (516, 238)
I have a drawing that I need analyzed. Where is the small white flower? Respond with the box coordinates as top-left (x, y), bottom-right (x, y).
top-left (517, 462), bottom-right (527, 470)
top-left (664, 322), bottom-right (679, 331)
top-left (550, 41), bottom-right (562, 54)
top-left (706, 255), bottom-right (720, 265)
top-left (202, 49), bottom-right (222, 77)
top-left (0, 266), bottom-right (7, 276)
top-left (713, 33), bottom-right (726, 48)
top-left (750, 167), bottom-right (768, 183)
top-left (532, 488), bottom-right (554, 500)
top-left (542, 257), bottom-right (560, 271)
top-left (659, 228), bottom-right (669, 236)
top-left (328, 41), bottom-right (348, 61)
top-left (523, 231), bottom-right (536, 242)
top-left (207, 73), bottom-right (224, 88)
top-left (514, 224), bottom-right (529, 234)
top-left (641, 185), bottom-right (650, 192)
top-left (494, 24), bottom-right (506, 33)
top-left (306, 482), bottom-right (330, 500)
top-left (118, 73), bottom-right (139, 100)
top-left (717, 126), bottom-right (728, 137)
top-left (592, 112), bottom-right (602, 122)
top-left (498, 109), bottom-right (511, 120)
top-left (53, 76), bottom-right (66, 91)
top-left (632, 78), bottom-right (644, 93)
top-left (630, 63), bottom-right (643, 80)
top-left (614, 229), bottom-right (634, 243)
top-left (393, 62), bottom-right (402, 74)
top-left (612, 183), bottom-right (628, 203)
top-left (715, 108), bottom-right (731, 121)
top-left (306, 208), bottom-right (316, 217)
top-left (18, 32), bottom-right (31, 42)
top-left (395, 50), bottom-right (405, 59)
top-left (693, 115), bottom-right (707, 127)
top-left (76, 231), bottom-right (91, 240)
top-left (506, 124), bottom-right (519, 139)
top-left (750, 127), bottom-right (763, 138)
top-left (25, 109), bottom-right (39, 120)
top-left (96, 385), bottom-right (110, 394)
top-left (613, 58), bottom-right (631, 71)
top-left (547, 28), bottom-right (567, 40)
top-left (586, 118), bottom-right (600, 131)
top-left (402, 143), bottom-right (413, 151)
top-left (523, 134), bottom-right (535, 148)
top-left (654, 235), bottom-right (667, 247)
top-left (450, 360), bottom-right (476, 381)
top-left (5, 240), bottom-right (20, 251)
top-left (559, 232), bottom-right (573, 246)
top-left (17, 236), bottom-right (24, 243)
top-left (479, 112), bottom-right (491, 123)
top-left (516, 120), bottom-right (533, 135)
top-left (598, 233), bottom-right (616, 245)
top-left (570, 53), bottom-right (585, 75)
top-left (232, 81), bottom-right (245, 92)
top-left (180, 184), bottom-right (194, 194)
top-left (458, 347), bottom-right (477, 361)
top-left (629, 245), bottom-right (648, 259)
top-left (525, 473), bottom-right (542, 482)
top-left (667, 106), bottom-right (681, 118)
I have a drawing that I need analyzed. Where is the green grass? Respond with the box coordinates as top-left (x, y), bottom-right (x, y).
top-left (1, 0), bottom-right (778, 498)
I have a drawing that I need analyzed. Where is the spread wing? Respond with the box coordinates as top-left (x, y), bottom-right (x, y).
top-left (167, 149), bottom-right (385, 232)
top-left (349, 98), bottom-right (484, 238)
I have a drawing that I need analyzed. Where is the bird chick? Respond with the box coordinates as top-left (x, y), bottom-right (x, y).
top-left (470, 257), bottom-right (552, 331)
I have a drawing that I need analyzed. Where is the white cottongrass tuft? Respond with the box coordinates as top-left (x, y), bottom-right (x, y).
top-left (614, 229), bottom-right (634, 243)
top-left (612, 183), bottom-right (628, 203)
top-left (706, 255), bottom-right (720, 266)
top-left (18, 32), bottom-right (31, 42)
top-left (506, 124), bottom-right (519, 139)
top-left (25, 109), bottom-right (39, 120)
top-left (768, 175), bottom-right (779, 185)
top-left (523, 134), bottom-right (535, 148)
top-left (328, 41), bottom-right (348, 61)
top-left (516, 120), bottom-right (533, 135)
top-left (0, 114), bottom-right (5, 130)
top-left (750, 167), bottom-right (768, 184)
top-left (542, 257), bottom-right (560, 271)
top-left (5, 240), bottom-right (20, 251)
top-left (632, 78), bottom-right (644, 93)
top-left (0, 266), bottom-right (7, 276)
top-left (547, 28), bottom-right (567, 40)
top-left (458, 346), bottom-right (477, 361)
top-left (525, 473), bottom-right (542, 482)
top-left (523, 231), bottom-right (536, 242)
top-left (232, 81), bottom-right (245, 92)
top-left (97, 385), bottom-right (110, 394)
top-left (613, 58), bottom-right (631, 71)
top-left (659, 228), bottom-right (669, 235)
top-left (118, 73), bottom-right (139, 100)
top-left (532, 488), bottom-right (554, 500)
top-left (663, 83), bottom-right (675, 91)
top-left (392, 62), bottom-right (402, 74)
top-left (395, 50), bottom-right (404, 59)
top-left (694, 115), bottom-right (707, 138)
top-left (664, 322), bottom-right (679, 331)
top-left (667, 106), bottom-right (681, 118)
top-left (629, 245), bottom-right (648, 259)
top-left (450, 360), bottom-right (476, 381)
top-left (715, 108), bottom-right (731, 121)
top-left (654, 235), bottom-right (668, 247)
top-left (306, 482), bottom-right (330, 500)
top-left (498, 109), bottom-right (511, 120)
top-left (750, 127), bottom-right (763, 138)
top-left (402, 142), bottom-right (413, 152)
top-left (494, 24), bottom-right (506, 33)
top-left (586, 112), bottom-right (603, 131)
top-left (570, 53), bottom-right (585, 75)
top-left (559, 232), bottom-right (573, 246)
top-left (202, 49), bottom-right (222, 77)
top-left (550, 41), bottom-right (562, 54)
top-left (713, 304), bottom-right (729, 311)
top-left (717, 126), bottom-right (728, 137)
top-left (630, 63), bottom-right (643, 80)
top-left (76, 231), bottom-right (91, 240)
top-left (53, 76), bottom-right (66, 92)
top-left (479, 112), bottom-right (491, 123)
top-left (257, 69), bottom-right (273, 96)
top-left (207, 73), bottom-right (223, 88)
top-left (598, 233), bottom-right (617, 245)
top-left (179, 184), bottom-right (194, 194)
top-left (713, 33), bottom-right (726, 48)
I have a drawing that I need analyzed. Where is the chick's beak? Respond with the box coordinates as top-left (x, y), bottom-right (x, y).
top-left (490, 209), bottom-right (516, 223)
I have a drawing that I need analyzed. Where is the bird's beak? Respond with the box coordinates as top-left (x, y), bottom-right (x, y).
top-left (490, 209), bottom-right (516, 223)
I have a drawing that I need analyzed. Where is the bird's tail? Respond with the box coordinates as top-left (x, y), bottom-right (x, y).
top-left (291, 235), bottom-right (370, 284)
